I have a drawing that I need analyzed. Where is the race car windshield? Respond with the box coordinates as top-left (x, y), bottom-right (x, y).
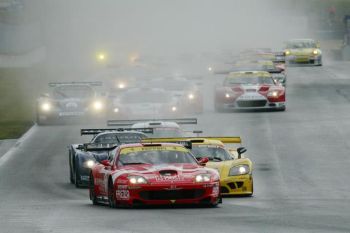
top-left (119, 149), bottom-right (197, 165)
top-left (93, 133), bottom-right (147, 144)
top-left (53, 85), bottom-right (94, 99)
top-left (121, 91), bottom-right (171, 104)
top-left (191, 146), bottom-right (232, 161)
top-left (224, 76), bottom-right (274, 85)
top-left (286, 41), bottom-right (317, 49)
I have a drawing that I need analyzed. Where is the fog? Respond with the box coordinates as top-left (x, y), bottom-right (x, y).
top-left (1, 0), bottom-right (312, 122)
top-left (34, 0), bottom-right (309, 77)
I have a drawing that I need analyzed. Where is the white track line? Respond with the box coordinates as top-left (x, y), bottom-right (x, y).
top-left (0, 124), bottom-right (38, 168)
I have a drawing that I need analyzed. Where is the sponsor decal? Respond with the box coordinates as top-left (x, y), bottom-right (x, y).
top-left (156, 175), bottom-right (184, 182)
top-left (116, 190), bottom-right (130, 200)
top-left (117, 185), bottom-right (128, 190)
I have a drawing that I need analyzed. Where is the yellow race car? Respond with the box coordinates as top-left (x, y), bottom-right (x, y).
top-left (142, 137), bottom-right (253, 196)
top-left (284, 39), bottom-right (322, 66)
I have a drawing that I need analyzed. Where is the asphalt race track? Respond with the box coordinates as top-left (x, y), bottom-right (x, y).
top-left (1, 62), bottom-right (350, 233)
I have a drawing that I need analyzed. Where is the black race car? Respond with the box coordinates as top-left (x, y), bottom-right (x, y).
top-left (69, 128), bottom-right (151, 188)
top-left (36, 81), bottom-right (107, 125)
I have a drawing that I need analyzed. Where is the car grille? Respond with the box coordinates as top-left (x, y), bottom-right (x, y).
top-left (227, 182), bottom-right (244, 190)
top-left (139, 189), bottom-right (205, 200)
top-left (237, 100), bottom-right (267, 107)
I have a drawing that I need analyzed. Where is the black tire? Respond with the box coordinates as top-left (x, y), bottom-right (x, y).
top-left (89, 174), bottom-right (98, 205)
top-left (74, 166), bottom-right (81, 188)
top-left (108, 179), bottom-right (117, 208)
top-left (69, 153), bottom-right (74, 184)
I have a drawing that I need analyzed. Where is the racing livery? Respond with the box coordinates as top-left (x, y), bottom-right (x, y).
top-left (215, 71), bottom-right (286, 111)
top-left (284, 39), bottom-right (322, 66)
top-left (89, 143), bottom-right (221, 207)
top-left (69, 128), bottom-right (149, 187)
top-left (142, 137), bottom-right (253, 196)
top-left (36, 82), bottom-right (107, 125)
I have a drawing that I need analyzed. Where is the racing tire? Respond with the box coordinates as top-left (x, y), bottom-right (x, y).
top-left (69, 153), bottom-right (74, 184)
top-left (89, 174), bottom-right (98, 205)
top-left (278, 106), bottom-right (286, 112)
top-left (74, 167), bottom-right (81, 188)
top-left (108, 179), bottom-right (117, 208)
top-left (207, 197), bottom-right (220, 208)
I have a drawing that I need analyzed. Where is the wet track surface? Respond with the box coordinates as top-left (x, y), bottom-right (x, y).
top-left (1, 63), bottom-right (350, 232)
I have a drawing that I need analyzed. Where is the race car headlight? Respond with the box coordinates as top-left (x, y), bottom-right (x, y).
top-left (118, 82), bottom-right (126, 89)
top-left (113, 108), bottom-right (119, 113)
top-left (267, 90), bottom-right (279, 97)
top-left (93, 100), bottom-right (103, 111)
top-left (171, 106), bottom-right (177, 112)
top-left (285, 50), bottom-right (291, 55)
top-left (195, 174), bottom-right (211, 182)
top-left (225, 93), bottom-right (231, 98)
top-left (229, 165), bottom-right (250, 176)
top-left (208, 67), bottom-right (213, 72)
top-left (313, 50), bottom-right (319, 55)
top-left (188, 93), bottom-right (195, 100)
top-left (85, 160), bottom-right (95, 168)
top-left (128, 176), bottom-right (147, 184)
top-left (41, 102), bottom-right (51, 112)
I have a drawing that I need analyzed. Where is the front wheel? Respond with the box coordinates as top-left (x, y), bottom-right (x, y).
top-left (108, 179), bottom-right (117, 208)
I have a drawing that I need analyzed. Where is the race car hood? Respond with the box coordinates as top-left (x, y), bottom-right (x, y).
top-left (120, 163), bottom-right (215, 183)
top-left (206, 158), bottom-right (252, 177)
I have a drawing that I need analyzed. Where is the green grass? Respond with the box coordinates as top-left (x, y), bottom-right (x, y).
top-left (0, 68), bottom-right (41, 139)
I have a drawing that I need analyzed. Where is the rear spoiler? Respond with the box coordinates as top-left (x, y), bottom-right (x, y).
top-left (142, 136), bottom-right (242, 144)
top-left (107, 118), bottom-right (197, 127)
top-left (49, 81), bottom-right (102, 87)
top-left (81, 143), bottom-right (118, 151)
top-left (80, 128), bottom-right (154, 136)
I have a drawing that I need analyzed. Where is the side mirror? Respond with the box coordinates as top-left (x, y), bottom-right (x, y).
top-left (198, 157), bottom-right (209, 165)
top-left (101, 160), bottom-right (111, 167)
top-left (237, 147), bottom-right (247, 159)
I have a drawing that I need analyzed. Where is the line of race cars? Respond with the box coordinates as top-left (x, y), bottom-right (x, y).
top-left (69, 118), bottom-right (253, 207)
top-left (44, 38), bottom-right (322, 207)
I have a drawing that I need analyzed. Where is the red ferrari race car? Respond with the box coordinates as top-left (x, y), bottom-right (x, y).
top-left (89, 142), bottom-right (221, 207)
top-left (215, 71), bottom-right (286, 111)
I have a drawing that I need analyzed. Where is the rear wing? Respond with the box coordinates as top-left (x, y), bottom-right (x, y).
top-left (48, 81), bottom-right (102, 87)
top-left (142, 136), bottom-right (242, 144)
top-left (80, 128), bottom-right (154, 136)
top-left (107, 118), bottom-right (198, 127)
top-left (82, 143), bottom-right (118, 151)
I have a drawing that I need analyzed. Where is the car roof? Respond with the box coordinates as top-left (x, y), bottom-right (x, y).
top-left (132, 121), bottom-right (180, 128)
top-left (227, 71), bottom-right (271, 78)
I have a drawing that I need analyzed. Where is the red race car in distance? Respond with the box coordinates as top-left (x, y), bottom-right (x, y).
top-left (89, 142), bottom-right (221, 208)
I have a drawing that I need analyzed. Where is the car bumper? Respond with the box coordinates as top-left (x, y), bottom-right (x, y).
top-left (219, 101), bottom-right (285, 110)
top-left (220, 174), bottom-right (253, 195)
top-left (116, 182), bottom-right (220, 206)
top-left (287, 55), bottom-right (322, 65)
